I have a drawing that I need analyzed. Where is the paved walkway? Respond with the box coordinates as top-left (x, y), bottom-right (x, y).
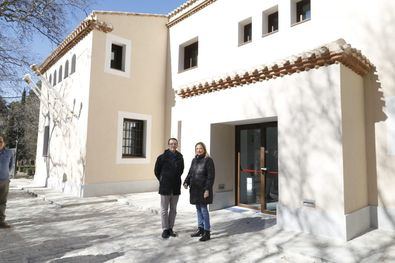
top-left (1, 179), bottom-right (394, 262)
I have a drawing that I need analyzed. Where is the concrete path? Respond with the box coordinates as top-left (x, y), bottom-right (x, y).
top-left (1, 179), bottom-right (394, 262)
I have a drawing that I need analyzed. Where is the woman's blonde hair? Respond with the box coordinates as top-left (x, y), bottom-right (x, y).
top-left (195, 142), bottom-right (209, 157)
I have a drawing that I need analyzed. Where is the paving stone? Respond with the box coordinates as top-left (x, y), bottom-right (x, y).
top-left (1, 179), bottom-right (395, 263)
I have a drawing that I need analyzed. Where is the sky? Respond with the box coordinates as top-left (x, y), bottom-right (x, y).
top-left (33, 0), bottom-right (187, 65)
top-left (1, 0), bottom-right (186, 99)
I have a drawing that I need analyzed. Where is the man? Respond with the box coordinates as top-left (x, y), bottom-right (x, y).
top-left (0, 136), bottom-right (13, 228)
top-left (154, 138), bottom-right (184, 239)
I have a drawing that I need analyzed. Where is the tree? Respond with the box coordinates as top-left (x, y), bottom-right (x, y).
top-left (0, 0), bottom-right (91, 94)
top-left (4, 89), bottom-right (39, 162)
top-left (0, 95), bottom-right (8, 132)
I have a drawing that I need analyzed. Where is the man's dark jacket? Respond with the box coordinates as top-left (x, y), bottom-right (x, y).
top-left (184, 155), bottom-right (215, 204)
top-left (154, 150), bottom-right (184, 195)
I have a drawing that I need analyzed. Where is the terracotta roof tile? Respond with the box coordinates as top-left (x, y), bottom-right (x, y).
top-left (177, 39), bottom-right (375, 99)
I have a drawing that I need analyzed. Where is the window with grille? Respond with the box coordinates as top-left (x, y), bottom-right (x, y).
top-left (122, 119), bottom-right (144, 157)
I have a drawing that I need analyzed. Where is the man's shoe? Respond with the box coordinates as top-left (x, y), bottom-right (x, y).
top-left (190, 227), bottom-right (204, 237)
top-left (0, 222), bottom-right (11, 229)
top-left (161, 229), bottom-right (170, 239)
top-left (168, 228), bottom-right (177, 237)
top-left (199, 230), bottom-right (210, 242)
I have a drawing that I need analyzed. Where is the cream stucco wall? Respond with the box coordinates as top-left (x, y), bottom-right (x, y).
top-left (83, 13), bottom-right (168, 195)
top-left (340, 65), bottom-right (368, 215)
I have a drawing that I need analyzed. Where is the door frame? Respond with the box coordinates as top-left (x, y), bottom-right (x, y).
top-left (235, 122), bottom-right (278, 214)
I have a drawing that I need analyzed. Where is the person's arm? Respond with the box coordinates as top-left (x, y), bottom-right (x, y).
top-left (9, 150), bottom-right (13, 171)
top-left (154, 156), bottom-right (162, 181)
top-left (204, 158), bottom-right (215, 197)
top-left (183, 160), bottom-right (193, 188)
top-left (179, 155), bottom-right (185, 176)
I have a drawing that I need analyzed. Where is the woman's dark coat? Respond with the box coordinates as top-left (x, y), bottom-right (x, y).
top-left (154, 150), bottom-right (184, 195)
top-left (184, 155), bottom-right (215, 204)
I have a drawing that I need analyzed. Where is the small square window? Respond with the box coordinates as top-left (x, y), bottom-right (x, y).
top-left (293, 0), bottom-right (310, 24)
top-left (122, 119), bottom-right (145, 158)
top-left (238, 18), bottom-right (252, 46)
top-left (111, 44), bottom-right (125, 71)
top-left (268, 12), bottom-right (278, 33)
top-left (263, 7), bottom-right (279, 36)
top-left (179, 38), bottom-right (199, 72)
top-left (243, 23), bottom-right (252, 43)
top-left (184, 41), bottom-right (198, 70)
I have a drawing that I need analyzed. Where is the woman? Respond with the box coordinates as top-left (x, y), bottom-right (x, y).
top-left (183, 142), bottom-right (215, 242)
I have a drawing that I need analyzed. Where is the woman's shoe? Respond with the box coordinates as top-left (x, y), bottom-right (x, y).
top-left (199, 230), bottom-right (210, 241)
top-left (190, 227), bottom-right (204, 237)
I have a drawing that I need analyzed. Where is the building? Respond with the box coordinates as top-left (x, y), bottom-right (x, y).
top-left (33, 0), bottom-right (395, 241)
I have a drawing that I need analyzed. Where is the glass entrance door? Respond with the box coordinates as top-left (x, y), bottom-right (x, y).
top-left (236, 122), bottom-right (278, 213)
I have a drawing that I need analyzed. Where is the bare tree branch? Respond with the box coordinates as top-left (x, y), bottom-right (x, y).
top-left (0, 0), bottom-right (92, 94)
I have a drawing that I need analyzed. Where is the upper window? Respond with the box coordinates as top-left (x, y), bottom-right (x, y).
top-left (104, 34), bottom-right (131, 78)
top-left (64, 60), bottom-right (69, 78)
top-left (58, 65), bottom-right (63, 82)
top-left (184, 42), bottom-right (198, 70)
top-left (263, 6), bottom-right (279, 36)
top-left (179, 38), bottom-right (198, 72)
top-left (268, 12), bottom-right (279, 33)
top-left (53, 70), bottom-right (57, 86)
top-left (49, 74), bottom-right (52, 86)
top-left (292, 0), bottom-right (311, 25)
top-left (43, 125), bottom-right (49, 157)
top-left (238, 18), bottom-right (252, 46)
top-left (71, 54), bottom-right (76, 74)
top-left (111, 44), bottom-right (126, 71)
top-left (297, 0), bottom-right (311, 22)
top-left (122, 119), bottom-right (144, 158)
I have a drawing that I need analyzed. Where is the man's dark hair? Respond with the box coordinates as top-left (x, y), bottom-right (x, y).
top-left (168, 138), bottom-right (178, 144)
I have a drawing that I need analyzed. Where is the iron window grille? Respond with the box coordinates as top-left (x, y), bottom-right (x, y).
top-left (122, 119), bottom-right (144, 157)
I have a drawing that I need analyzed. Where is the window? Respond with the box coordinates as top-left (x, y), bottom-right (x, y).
top-left (71, 54), bottom-right (76, 74)
top-left (297, 0), bottom-right (310, 22)
top-left (268, 12), bottom-right (278, 33)
top-left (64, 60), bottom-right (69, 78)
top-left (178, 38), bottom-right (199, 72)
top-left (58, 65), bottom-right (63, 82)
top-left (263, 6), bottom-right (279, 35)
top-left (117, 112), bottom-right (151, 164)
top-left (122, 119), bottom-right (144, 157)
top-left (244, 23), bottom-right (252, 42)
top-left (104, 34), bottom-right (131, 78)
top-left (183, 42), bottom-right (198, 70)
top-left (43, 125), bottom-right (49, 157)
top-left (111, 44), bottom-right (125, 71)
top-left (238, 18), bottom-right (252, 45)
top-left (291, 0), bottom-right (311, 25)
top-left (53, 70), bottom-right (57, 86)
top-left (49, 74), bottom-right (52, 86)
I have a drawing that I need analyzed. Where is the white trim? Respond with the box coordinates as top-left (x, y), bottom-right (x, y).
top-left (116, 111), bottom-right (152, 164)
top-left (104, 34), bottom-right (131, 78)
top-left (81, 180), bottom-right (158, 197)
top-left (345, 206), bottom-right (371, 240)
